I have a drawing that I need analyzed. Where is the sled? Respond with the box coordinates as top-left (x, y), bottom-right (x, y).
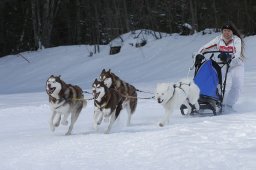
top-left (180, 51), bottom-right (232, 116)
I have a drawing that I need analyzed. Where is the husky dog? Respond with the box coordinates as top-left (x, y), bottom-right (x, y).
top-left (99, 69), bottom-right (137, 126)
top-left (46, 75), bottom-right (87, 135)
top-left (92, 79), bottom-right (123, 134)
top-left (155, 79), bottom-right (200, 127)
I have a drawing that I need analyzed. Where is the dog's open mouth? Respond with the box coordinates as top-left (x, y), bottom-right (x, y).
top-left (93, 92), bottom-right (100, 99)
top-left (47, 87), bottom-right (56, 94)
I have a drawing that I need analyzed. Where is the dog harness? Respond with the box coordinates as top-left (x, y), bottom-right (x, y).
top-left (166, 82), bottom-right (191, 103)
top-left (95, 101), bottom-right (108, 111)
top-left (51, 98), bottom-right (68, 109)
top-left (174, 82), bottom-right (191, 92)
top-left (94, 95), bottom-right (111, 111)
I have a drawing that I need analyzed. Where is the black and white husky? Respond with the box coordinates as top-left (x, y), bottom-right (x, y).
top-left (155, 78), bottom-right (200, 127)
top-left (46, 75), bottom-right (87, 135)
top-left (99, 69), bottom-right (137, 126)
top-left (92, 79), bottom-right (123, 134)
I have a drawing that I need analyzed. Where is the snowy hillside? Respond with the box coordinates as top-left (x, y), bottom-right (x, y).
top-left (0, 30), bottom-right (256, 170)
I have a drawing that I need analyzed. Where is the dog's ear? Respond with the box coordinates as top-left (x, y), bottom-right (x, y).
top-left (92, 78), bottom-right (97, 87)
top-left (102, 69), bottom-right (106, 73)
top-left (56, 75), bottom-right (61, 81)
top-left (108, 69), bottom-right (111, 73)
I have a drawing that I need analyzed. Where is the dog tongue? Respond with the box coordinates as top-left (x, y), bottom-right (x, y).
top-left (47, 87), bottom-right (55, 94)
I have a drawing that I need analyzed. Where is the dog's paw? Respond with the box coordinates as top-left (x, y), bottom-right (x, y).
top-left (65, 131), bottom-right (71, 136)
top-left (61, 120), bottom-right (68, 126)
top-left (159, 122), bottom-right (165, 127)
top-left (53, 121), bottom-right (60, 127)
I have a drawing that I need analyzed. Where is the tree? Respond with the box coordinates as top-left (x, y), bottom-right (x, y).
top-left (31, 0), bottom-right (62, 49)
top-left (1, 0), bottom-right (256, 58)
top-left (189, 0), bottom-right (198, 33)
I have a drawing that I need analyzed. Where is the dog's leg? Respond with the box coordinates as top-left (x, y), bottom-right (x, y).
top-left (183, 100), bottom-right (191, 115)
top-left (104, 112), bottom-right (116, 134)
top-left (93, 108), bottom-right (103, 131)
top-left (61, 112), bottom-right (69, 126)
top-left (53, 112), bottom-right (61, 127)
top-left (194, 102), bottom-right (200, 111)
top-left (65, 106), bottom-right (82, 136)
top-left (103, 108), bottom-right (111, 123)
top-left (125, 102), bottom-right (132, 126)
top-left (61, 111), bottom-right (70, 126)
top-left (50, 111), bottom-right (58, 132)
top-left (159, 105), bottom-right (173, 127)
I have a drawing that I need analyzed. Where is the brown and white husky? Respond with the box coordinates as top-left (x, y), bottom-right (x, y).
top-left (92, 79), bottom-right (123, 133)
top-left (99, 69), bottom-right (137, 126)
top-left (46, 75), bottom-right (87, 135)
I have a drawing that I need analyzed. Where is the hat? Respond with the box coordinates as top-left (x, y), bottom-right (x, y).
top-left (221, 23), bottom-right (234, 32)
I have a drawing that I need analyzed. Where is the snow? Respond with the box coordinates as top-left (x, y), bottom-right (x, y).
top-left (183, 23), bottom-right (192, 30)
top-left (0, 30), bottom-right (256, 170)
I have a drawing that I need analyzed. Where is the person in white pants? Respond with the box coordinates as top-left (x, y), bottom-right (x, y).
top-left (197, 22), bottom-right (245, 111)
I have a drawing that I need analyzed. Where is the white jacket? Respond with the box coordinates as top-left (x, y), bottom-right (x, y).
top-left (198, 35), bottom-right (243, 67)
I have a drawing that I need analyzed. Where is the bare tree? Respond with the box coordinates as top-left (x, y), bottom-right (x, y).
top-left (2, 0), bottom-right (256, 58)
top-left (122, 0), bottom-right (130, 32)
top-left (243, 0), bottom-right (256, 35)
top-left (189, 0), bottom-right (198, 33)
top-left (75, 0), bottom-right (81, 43)
top-left (31, 0), bottom-right (62, 49)
top-left (212, 0), bottom-right (218, 30)
top-left (93, 0), bottom-right (100, 53)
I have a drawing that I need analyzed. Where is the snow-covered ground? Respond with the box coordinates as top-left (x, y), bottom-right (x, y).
top-left (0, 30), bottom-right (256, 170)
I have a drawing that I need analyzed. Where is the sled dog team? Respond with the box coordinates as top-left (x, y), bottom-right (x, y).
top-left (46, 69), bottom-right (200, 135)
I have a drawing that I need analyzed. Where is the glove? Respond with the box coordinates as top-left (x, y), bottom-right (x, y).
top-left (218, 52), bottom-right (232, 63)
top-left (195, 54), bottom-right (205, 65)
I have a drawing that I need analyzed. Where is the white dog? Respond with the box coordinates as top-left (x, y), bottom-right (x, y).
top-left (155, 79), bottom-right (200, 127)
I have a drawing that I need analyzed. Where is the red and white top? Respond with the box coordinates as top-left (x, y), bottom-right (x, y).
top-left (198, 35), bottom-right (242, 60)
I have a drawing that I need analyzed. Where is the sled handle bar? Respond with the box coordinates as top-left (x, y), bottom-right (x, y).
top-left (202, 51), bottom-right (233, 55)
top-left (201, 51), bottom-right (233, 65)
top-left (202, 51), bottom-right (233, 60)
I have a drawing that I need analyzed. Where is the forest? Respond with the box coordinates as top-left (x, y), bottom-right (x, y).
top-left (0, 0), bottom-right (255, 57)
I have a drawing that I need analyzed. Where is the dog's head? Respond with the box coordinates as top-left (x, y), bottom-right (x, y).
top-left (92, 78), bottom-right (107, 101)
top-left (155, 83), bottom-right (174, 104)
top-left (46, 75), bottom-right (62, 97)
top-left (99, 69), bottom-right (113, 88)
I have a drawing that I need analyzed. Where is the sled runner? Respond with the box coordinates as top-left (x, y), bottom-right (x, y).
top-left (180, 51), bottom-right (232, 115)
